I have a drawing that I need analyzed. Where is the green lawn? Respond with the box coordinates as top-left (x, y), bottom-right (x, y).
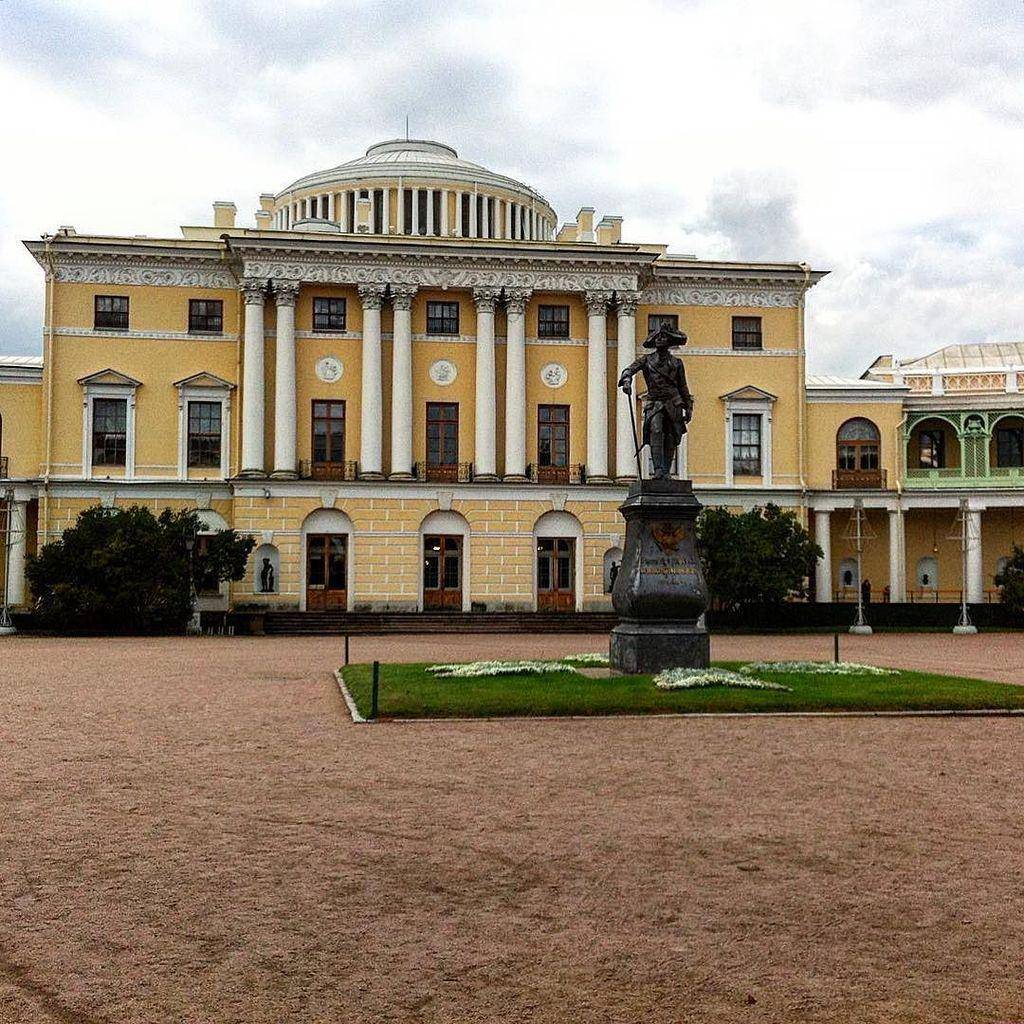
top-left (341, 661), bottom-right (1024, 719)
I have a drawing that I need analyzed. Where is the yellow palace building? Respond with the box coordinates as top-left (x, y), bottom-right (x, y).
top-left (1, 139), bottom-right (1022, 621)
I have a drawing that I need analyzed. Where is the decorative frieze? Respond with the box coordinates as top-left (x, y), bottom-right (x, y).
top-left (640, 282), bottom-right (803, 308)
top-left (51, 258), bottom-right (236, 290)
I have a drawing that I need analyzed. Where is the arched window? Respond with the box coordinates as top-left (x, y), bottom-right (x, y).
top-left (837, 418), bottom-right (880, 473)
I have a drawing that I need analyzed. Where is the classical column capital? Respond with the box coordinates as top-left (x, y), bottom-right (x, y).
top-left (273, 280), bottom-right (300, 307)
top-left (585, 290), bottom-right (613, 316)
top-left (389, 284), bottom-right (418, 310)
top-left (241, 278), bottom-right (268, 305)
top-left (473, 287), bottom-right (501, 312)
top-left (358, 283), bottom-right (387, 309)
top-left (504, 287), bottom-right (532, 315)
top-left (616, 290), bottom-right (640, 316)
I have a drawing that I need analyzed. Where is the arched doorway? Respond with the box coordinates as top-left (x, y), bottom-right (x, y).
top-left (301, 508), bottom-right (353, 611)
top-left (534, 511), bottom-right (583, 612)
top-left (193, 508), bottom-right (230, 612)
top-left (419, 510), bottom-right (470, 612)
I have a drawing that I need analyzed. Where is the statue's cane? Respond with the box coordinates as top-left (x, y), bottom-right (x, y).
top-left (622, 382), bottom-right (644, 480)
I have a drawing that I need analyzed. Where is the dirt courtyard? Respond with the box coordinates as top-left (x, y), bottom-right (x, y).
top-left (2, 634), bottom-right (1023, 1023)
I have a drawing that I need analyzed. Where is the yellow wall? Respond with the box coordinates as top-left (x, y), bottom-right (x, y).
top-left (0, 382), bottom-right (43, 477)
top-left (806, 401), bottom-right (904, 489)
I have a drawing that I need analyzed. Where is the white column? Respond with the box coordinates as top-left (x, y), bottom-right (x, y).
top-left (412, 187), bottom-right (420, 234)
top-left (382, 188), bottom-right (390, 234)
top-left (469, 192), bottom-right (478, 237)
top-left (396, 187), bottom-right (404, 234)
top-left (585, 291), bottom-right (611, 481)
top-left (240, 278), bottom-right (267, 476)
top-left (815, 509), bottom-right (832, 603)
top-left (888, 507), bottom-right (906, 602)
top-left (966, 507), bottom-right (984, 604)
top-left (454, 192), bottom-right (462, 236)
top-left (515, 205), bottom-right (523, 239)
top-left (615, 291), bottom-right (638, 479)
top-left (504, 289), bottom-right (530, 480)
top-left (389, 286), bottom-right (416, 479)
top-left (272, 281), bottom-right (299, 478)
top-left (4, 499), bottom-right (27, 606)
top-left (505, 200), bottom-right (513, 239)
top-left (440, 189), bottom-right (449, 236)
top-left (328, 193), bottom-right (336, 222)
top-left (426, 188), bottom-right (434, 235)
top-left (358, 284), bottom-right (386, 478)
top-left (481, 195), bottom-right (489, 239)
top-left (339, 192), bottom-right (348, 231)
top-left (473, 288), bottom-right (499, 479)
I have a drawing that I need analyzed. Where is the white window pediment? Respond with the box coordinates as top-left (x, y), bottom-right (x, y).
top-left (720, 384), bottom-right (777, 403)
top-left (173, 372), bottom-right (235, 392)
top-left (78, 368), bottom-right (143, 389)
top-left (722, 383), bottom-right (775, 486)
top-left (176, 372), bottom-right (233, 480)
top-left (80, 369), bottom-right (140, 479)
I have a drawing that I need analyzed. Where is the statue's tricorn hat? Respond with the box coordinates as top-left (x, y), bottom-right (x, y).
top-left (642, 324), bottom-right (688, 349)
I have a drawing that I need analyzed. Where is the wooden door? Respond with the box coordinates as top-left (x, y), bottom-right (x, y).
top-left (306, 533), bottom-right (348, 611)
top-left (426, 403), bottom-right (459, 481)
top-left (537, 537), bottom-right (575, 612)
top-left (423, 534), bottom-right (462, 611)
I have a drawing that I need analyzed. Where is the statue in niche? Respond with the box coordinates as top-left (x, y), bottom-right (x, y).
top-left (259, 557), bottom-right (275, 594)
top-left (617, 323), bottom-right (693, 479)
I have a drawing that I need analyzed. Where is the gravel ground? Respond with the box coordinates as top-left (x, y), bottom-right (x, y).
top-left (2, 633), bottom-right (1024, 1023)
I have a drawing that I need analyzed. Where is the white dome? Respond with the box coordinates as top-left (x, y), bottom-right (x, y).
top-left (279, 139), bottom-right (549, 206)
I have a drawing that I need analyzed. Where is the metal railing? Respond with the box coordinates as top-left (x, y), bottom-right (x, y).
top-left (413, 462), bottom-right (474, 483)
top-left (832, 467), bottom-right (887, 489)
top-left (526, 463), bottom-right (587, 485)
top-left (833, 587), bottom-right (1001, 604)
top-left (298, 460), bottom-right (359, 481)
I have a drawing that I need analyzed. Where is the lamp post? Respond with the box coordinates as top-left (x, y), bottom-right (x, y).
top-left (847, 498), bottom-right (873, 635)
top-left (185, 533), bottom-right (201, 636)
top-left (0, 487), bottom-right (15, 636)
top-left (952, 498), bottom-right (978, 635)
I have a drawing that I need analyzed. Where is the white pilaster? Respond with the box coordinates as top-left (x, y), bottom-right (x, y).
top-left (5, 499), bottom-right (27, 607)
top-left (240, 278), bottom-right (267, 476)
top-left (585, 291), bottom-right (611, 481)
top-left (966, 507), bottom-right (984, 604)
top-left (504, 289), bottom-right (530, 480)
top-left (473, 288), bottom-right (499, 479)
top-left (389, 286), bottom-right (417, 479)
top-left (815, 509), bottom-right (832, 603)
top-left (615, 291), bottom-right (639, 479)
top-left (358, 284), bottom-right (386, 478)
top-left (888, 507), bottom-right (906, 602)
top-left (272, 281), bottom-right (299, 478)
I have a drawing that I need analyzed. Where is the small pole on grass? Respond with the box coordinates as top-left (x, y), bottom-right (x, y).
top-left (344, 634), bottom-right (350, 666)
top-left (370, 660), bottom-right (380, 720)
top-left (833, 631), bottom-right (840, 663)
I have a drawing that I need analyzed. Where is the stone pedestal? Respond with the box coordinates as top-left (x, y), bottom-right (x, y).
top-left (610, 478), bottom-right (710, 673)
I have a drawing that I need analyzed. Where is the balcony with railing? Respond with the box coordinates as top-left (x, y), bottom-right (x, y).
top-left (904, 410), bottom-right (1024, 488)
top-left (298, 459), bottom-right (359, 481)
top-left (526, 463), bottom-right (587, 485)
top-left (832, 467), bottom-right (887, 490)
top-left (413, 462), bottom-right (474, 483)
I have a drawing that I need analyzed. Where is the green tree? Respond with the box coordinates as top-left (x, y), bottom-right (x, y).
top-left (995, 546), bottom-right (1024, 622)
top-left (25, 505), bottom-right (255, 634)
top-left (697, 503), bottom-right (822, 611)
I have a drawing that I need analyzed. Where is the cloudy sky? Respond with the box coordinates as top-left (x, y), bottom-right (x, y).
top-left (1, 0), bottom-right (1022, 374)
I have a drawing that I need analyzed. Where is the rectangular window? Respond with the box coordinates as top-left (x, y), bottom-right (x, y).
top-left (732, 316), bottom-right (763, 350)
top-left (312, 400), bottom-right (346, 465)
top-left (426, 301), bottom-right (459, 336)
top-left (996, 426), bottom-right (1024, 468)
top-left (732, 413), bottom-right (762, 476)
top-left (92, 397), bottom-right (127, 467)
top-left (427, 402), bottom-right (459, 466)
top-left (538, 405), bottom-right (569, 468)
top-left (187, 401), bottom-right (222, 468)
top-left (188, 299), bottom-right (223, 334)
top-left (312, 297), bottom-right (346, 332)
top-left (918, 429), bottom-right (946, 469)
top-left (647, 313), bottom-right (678, 334)
top-left (94, 295), bottom-right (129, 330)
top-left (538, 304), bottom-right (570, 338)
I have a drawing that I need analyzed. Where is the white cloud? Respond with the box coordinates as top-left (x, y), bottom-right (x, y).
top-left (1, 0), bottom-right (1022, 376)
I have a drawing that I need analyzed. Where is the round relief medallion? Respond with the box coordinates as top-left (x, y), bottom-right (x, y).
top-left (429, 359), bottom-right (458, 386)
top-left (540, 362), bottom-right (568, 389)
top-left (315, 356), bottom-right (343, 383)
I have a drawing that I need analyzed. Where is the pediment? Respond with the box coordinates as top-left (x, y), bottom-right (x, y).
top-left (720, 385), bottom-right (777, 402)
top-left (173, 371), bottom-right (235, 390)
top-left (77, 368), bottom-right (142, 388)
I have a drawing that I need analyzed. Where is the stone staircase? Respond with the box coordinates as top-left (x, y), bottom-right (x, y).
top-left (261, 611), bottom-right (617, 635)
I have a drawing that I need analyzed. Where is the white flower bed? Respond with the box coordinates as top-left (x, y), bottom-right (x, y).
top-left (562, 653), bottom-right (610, 666)
top-left (740, 660), bottom-right (897, 677)
top-left (654, 667), bottom-right (790, 691)
top-left (427, 660), bottom-right (573, 679)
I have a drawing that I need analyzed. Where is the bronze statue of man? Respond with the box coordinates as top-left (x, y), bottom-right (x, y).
top-left (617, 323), bottom-right (693, 479)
